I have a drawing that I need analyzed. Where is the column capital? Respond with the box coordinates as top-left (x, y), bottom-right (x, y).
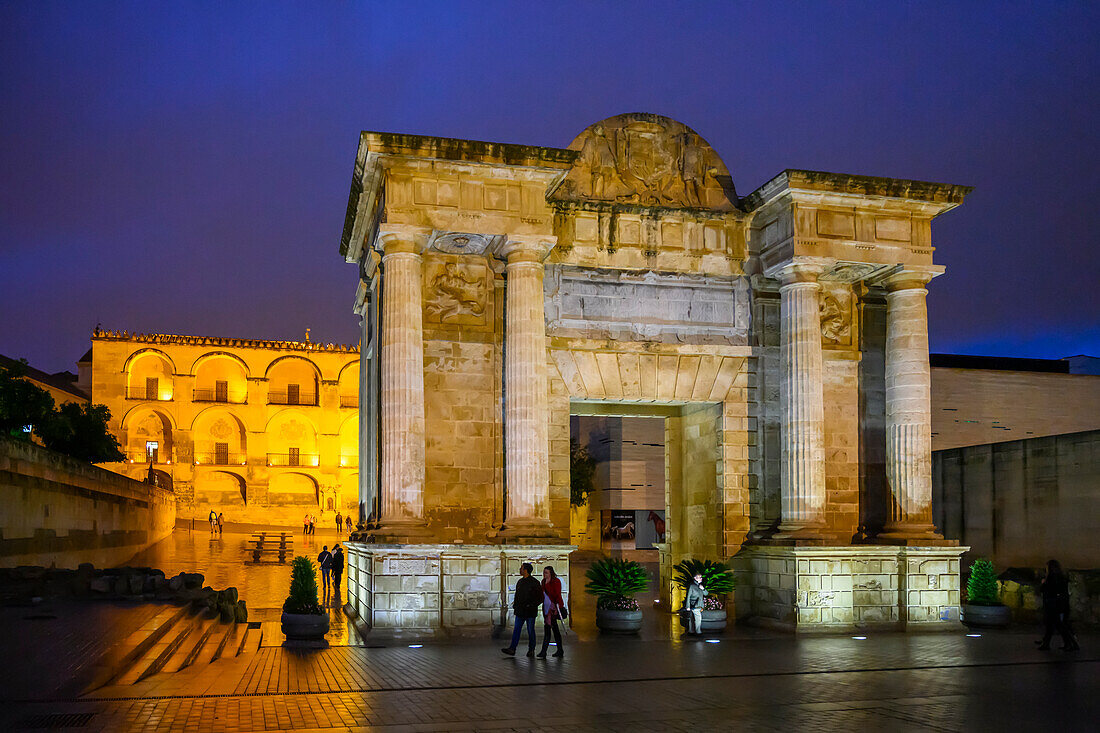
top-left (878, 266), bottom-right (944, 292)
top-left (376, 225), bottom-right (432, 256)
top-left (493, 235), bottom-right (556, 264)
top-left (765, 259), bottom-right (830, 286)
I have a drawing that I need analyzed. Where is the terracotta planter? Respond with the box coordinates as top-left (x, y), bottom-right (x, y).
top-left (596, 608), bottom-right (643, 634)
top-left (281, 611), bottom-right (330, 640)
top-left (962, 603), bottom-right (1012, 628)
top-left (679, 608), bottom-right (727, 632)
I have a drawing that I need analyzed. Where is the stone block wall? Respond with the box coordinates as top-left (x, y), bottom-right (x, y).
top-left (733, 545), bottom-right (965, 632)
top-left (0, 437), bottom-right (176, 569)
top-left (823, 352), bottom-right (861, 539)
top-left (933, 429), bottom-right (1100, 568)
top-left (345, 543), bottom-right (573, 634)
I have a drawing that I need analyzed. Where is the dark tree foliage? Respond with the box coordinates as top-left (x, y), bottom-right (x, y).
top-left (966, 558), bottom-right (1002, 606)
top-left (37, 402), bottom-right (124, 463)
top-left (570, 437), bottom-right (596, 508)
top-left (0, 361), bottom-right (55, 440)
top-left (0, 361), bottom-right (123, 462)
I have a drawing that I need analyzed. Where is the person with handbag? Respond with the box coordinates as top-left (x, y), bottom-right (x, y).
top-left (501, 563), bottom-right (543, 657)
top-left (537, 565), bottom-right (566, 658)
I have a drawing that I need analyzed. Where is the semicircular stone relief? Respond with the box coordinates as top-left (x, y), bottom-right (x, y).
top-left (551, 113), bottom-right (738, 211)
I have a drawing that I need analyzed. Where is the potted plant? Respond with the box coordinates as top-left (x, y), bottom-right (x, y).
top-left (962, 558), bottom-right (1011, 628)
top-left (585, 557), bottom-right (649, 634)
top-left (673, 558), bottom-right (735, 632)
top-left (281, 556), bottom-right (329, 641)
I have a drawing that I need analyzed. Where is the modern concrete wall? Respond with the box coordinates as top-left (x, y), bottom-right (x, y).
top-left (932, 429), bottom-right (1100, 568)
top-left (931, 368), bottom-right (1100, 451)
top-left (0, 437), bottom-right (175, 569)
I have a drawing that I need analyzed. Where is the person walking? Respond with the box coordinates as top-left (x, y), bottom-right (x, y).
top-left (209, 509), bottom-right (217, 534)
top-left (331, 544), bottom-right (345, 602)
top-left (1038, 559), bottom-right (1079, 651)
top-left (317, 545), bottom-right (333, 597)
top-left (537, 565), bottom-right (566, 658)
top-left (502, 562), bottom-right (542, 657)
top-left (303, 513), bottom-right (310, 535)
top-left (216, 512), bottom-right (224, 536)
top-left (682, 572), bottom-right (708, 635)
top-left (309, 514), bottom-right (317, 536)
top-left (335, 512), bottom-right (343, 533)
top-left (345, 515), bottom-right (353, 534)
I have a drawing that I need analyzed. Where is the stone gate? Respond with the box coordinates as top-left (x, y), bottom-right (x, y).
top-left (339, 113), bottom-right (971, 633)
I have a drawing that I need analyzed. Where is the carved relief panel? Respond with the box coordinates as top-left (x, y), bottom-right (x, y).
top-left (422, 255), bottom-right (493, 330)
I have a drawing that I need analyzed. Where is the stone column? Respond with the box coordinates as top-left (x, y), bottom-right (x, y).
top-left (377, 230), bottom-right (427, 533)
top-left (880, 270), bottom-right (944, 541)
top-left (500, 236), bottom-right (553, 531)
top-left (774, 263), bottom-right (827, 538)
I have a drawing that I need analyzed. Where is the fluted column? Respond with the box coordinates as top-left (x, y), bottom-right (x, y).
top-left (500, 236), bottom-right (553, 529)
top-left (880, 270), bottom-right (943, 541)
top-left (378, 231), bottom-right (426, 529)
top-left (775, 263), bottom-right (827, 538)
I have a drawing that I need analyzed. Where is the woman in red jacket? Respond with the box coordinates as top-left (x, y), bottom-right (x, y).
top-left (537, 565), bottom-right (566, 658)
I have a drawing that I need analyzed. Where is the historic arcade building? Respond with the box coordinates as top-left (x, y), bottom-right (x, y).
top-left (340, 113), bottom-right (972, 634)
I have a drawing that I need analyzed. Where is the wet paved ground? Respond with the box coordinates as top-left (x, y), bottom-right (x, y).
top-left (0, 530), bottom-right (1095, 731)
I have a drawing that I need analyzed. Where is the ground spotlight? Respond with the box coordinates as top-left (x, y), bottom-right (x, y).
top-left (966, 633), bottom-right (981, 638)
top-left (408, 644), bottom-right (423, 648)
top-left (852, 636), bottom-right (867, 640)
top-left (705, 639), bottom-right (720, 644)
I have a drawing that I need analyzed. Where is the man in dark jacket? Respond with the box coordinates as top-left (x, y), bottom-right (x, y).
top-left (331, 545), bottom-right (345, 601)
top-left (502, 562), bottom-right (542, 657)
top-left (317, 545), bottom-right (333, 598)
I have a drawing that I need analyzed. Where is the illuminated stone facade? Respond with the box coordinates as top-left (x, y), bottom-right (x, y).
top-left (89, 330), bottom-right (360, 527)
top-left (340, 113), bottom-right (972, 633)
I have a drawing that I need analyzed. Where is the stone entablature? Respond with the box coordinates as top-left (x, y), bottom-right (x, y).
top-left (339, 112), bottom-right (971, 633)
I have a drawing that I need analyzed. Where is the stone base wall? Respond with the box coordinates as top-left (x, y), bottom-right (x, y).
top-left (733, 545), bottom-right (966, 633)
top-left (0, 438), bottom-right (176, 569)
top-left (346, 543), bottom-right (573, 634)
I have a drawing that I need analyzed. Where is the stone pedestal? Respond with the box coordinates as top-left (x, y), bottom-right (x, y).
top-left (345, 542), bottom-right (574, 635)
top-left (733, 545), bottom-right (967, 633)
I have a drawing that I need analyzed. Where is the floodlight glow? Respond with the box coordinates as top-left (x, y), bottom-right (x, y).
top-left (852, 635), bottom-right (867, 640)
top-left (408, 644), bottom-right (423, 648)
top-left (705, 639), bottom-right (720, 643)
top-left (966, 633), bottom-right (981, 638)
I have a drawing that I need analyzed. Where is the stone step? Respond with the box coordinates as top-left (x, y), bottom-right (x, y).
top-left (236, 622), bottom-right (262, 657)
top-left (120, 610), bottom-right (201, 684)
top-left (85, 604), bottom-right (191, 692)
top-left (205, 622), bottom-right (239, 664)
top-left (164, 614), bottom-right (219, 673)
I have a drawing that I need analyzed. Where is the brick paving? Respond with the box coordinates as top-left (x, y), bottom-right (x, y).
top-left (1, 530), bottom-right (1094, 731)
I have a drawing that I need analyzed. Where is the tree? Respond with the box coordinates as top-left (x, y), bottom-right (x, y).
top-left (37, 402), bottom-right (124, 463)
top-left (966, 558), bottom-right (1002, 606)
top-left (0, 360), bottom-right (55, 441)
top-left (569, 437), bottom-right (596, 508)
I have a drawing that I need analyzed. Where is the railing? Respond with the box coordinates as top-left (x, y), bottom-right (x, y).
top-left (126, 450), bottom-right (173, 464)
top-left (339, 395), bottom-right (359, 408)
top-left (267, 391), bottom-right (318, 406)
top-left (267, 452), bottom-right (320, 467)
top-left (194, 451), bottom-right (246, 466)
top-left (126, 387), bottom-right (171, 401)
top-left (192, 389), bottom-right (246, 404)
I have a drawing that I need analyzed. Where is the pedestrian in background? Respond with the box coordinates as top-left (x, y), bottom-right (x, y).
top-left (345, 515), bottom-right (353, 534)
top-left (682, 572), bottom-right (707, 635)
top-left (335, 511), bottom-right (343, 533)
top-left (209, 509), bottom-right (217, 534)
top-left (303, 513), bottom-right (310, 535)
top-left (1038, 559), bottom-right (1079, 651)
top-left (309, 515), bottom-right (316, 535)
top-left (317, 545), bottom-right (333, 597)
top-left (217, 512), bottom-right (224, 536)
top-left (332, 544), bottom-right (345, 602)
top-left (501, 562), bottom-right (542, 657)
top-left (537, 565), bottom-right (566, 658)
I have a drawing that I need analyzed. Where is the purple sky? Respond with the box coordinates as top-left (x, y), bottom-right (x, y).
top-left (2, 2), bottom-right (1098, 373)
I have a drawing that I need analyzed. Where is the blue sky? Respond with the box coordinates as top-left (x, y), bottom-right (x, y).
top-left (2, 1), bottom-right (1097, 371)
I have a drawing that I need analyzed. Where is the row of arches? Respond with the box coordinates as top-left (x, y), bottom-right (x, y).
top-left (124, 350), bottom-right (358, 404)
top-left (122, 406), bottom-right (358, 467)
top-left (195, 470), bottom-right (359, 509)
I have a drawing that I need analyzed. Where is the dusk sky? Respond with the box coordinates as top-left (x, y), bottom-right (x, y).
top-left (2, 2), bottom-right (1097, 373)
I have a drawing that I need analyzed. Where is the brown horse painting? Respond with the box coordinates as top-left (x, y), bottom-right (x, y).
top-left (647, 511), bottom-right (666, 542)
